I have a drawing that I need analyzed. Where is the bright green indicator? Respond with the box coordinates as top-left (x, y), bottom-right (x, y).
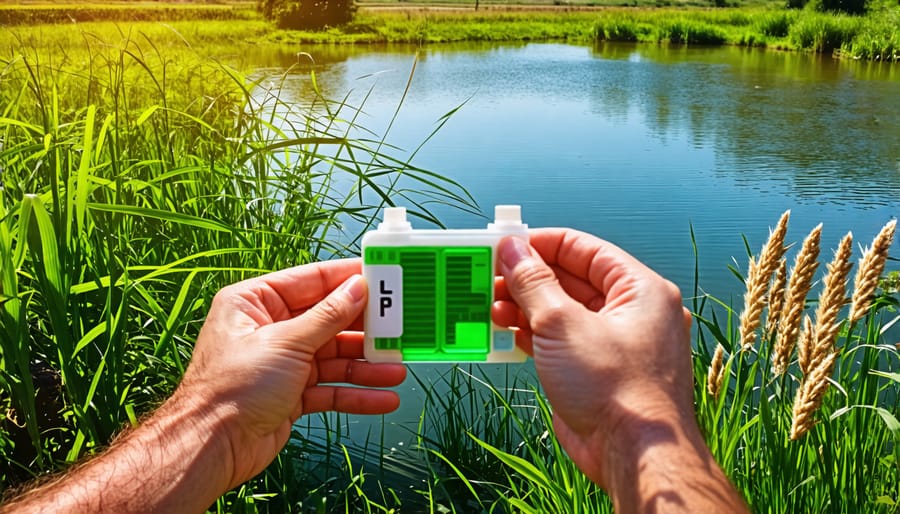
top-left (365, 246), bottom-right (492, 361)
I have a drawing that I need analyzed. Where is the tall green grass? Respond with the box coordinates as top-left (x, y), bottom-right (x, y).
top-left (1, 20), bottom-right (897, 514)
top-left (0, 27), bottom-right (476, 494)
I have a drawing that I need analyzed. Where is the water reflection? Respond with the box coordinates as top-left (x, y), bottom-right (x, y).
top-left (256, 42), bottom-right (897, 290)
top-left (256, 41), bottom-right (898, 446)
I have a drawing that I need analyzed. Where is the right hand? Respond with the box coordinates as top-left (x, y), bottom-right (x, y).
top-left (492, 228), bottom-right (695, 488)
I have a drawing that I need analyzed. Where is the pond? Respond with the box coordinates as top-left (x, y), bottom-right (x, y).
top-left (248, 42), bottom-right (899, 445)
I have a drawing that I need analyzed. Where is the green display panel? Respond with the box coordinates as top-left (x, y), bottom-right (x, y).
top-left (364, 246), bottom-right (492, 361)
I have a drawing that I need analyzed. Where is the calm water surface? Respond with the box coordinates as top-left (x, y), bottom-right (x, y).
top-left (249, 42), bottom-right (899, 443)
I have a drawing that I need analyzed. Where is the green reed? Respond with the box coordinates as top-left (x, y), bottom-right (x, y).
top-left (0, 27), bottom-right (476, 493)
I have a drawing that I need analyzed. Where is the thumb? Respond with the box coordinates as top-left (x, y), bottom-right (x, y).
top-left (498, 237), bottom-right (582, 335)
top-left (275, 274), bottom-right (367, 354)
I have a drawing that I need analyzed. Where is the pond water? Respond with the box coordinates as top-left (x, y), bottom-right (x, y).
top-left (248, 42), bottom-right (899, 445)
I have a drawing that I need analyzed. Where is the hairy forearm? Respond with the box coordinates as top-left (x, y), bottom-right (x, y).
top-left (604, 411), bottom-right (749, 514)
top-left (1, 390), bottom-right (234, 513)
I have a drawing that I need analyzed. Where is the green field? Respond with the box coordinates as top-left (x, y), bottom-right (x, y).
top-left (1, 1), bottom-right (897, 60)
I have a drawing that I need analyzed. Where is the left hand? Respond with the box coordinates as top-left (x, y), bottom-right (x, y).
top-left (176, 259), bottom-right (406, 489)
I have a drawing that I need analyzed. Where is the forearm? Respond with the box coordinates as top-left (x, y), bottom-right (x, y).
top-left (603, 411), bottom-right (749, 514)
top-left (1, 390), bottom-right (235, 514)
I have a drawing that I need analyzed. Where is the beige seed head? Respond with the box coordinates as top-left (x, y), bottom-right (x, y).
top-left (707, 344), bottom-right (726, 399)
top-left (739, 256), bottom-right (764, 351)
top-left (796, 315), bottom-right (815, 376)
top-left (756, 210), bottom-right (791, 283)
top-left (790, 350), bottom-right (838, 440)
top-left (738, 211), bottom-right (791, 351)
top-left (766, 258), bottom-right (788, 342)
top-left (849, 220), bottom-right (896, 324)
top-left (772, 224), bottom-right (822, 374)
top-left (810, 232), bottom-right (853, 363)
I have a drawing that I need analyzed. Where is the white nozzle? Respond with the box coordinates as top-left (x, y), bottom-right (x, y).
top-left (379, 207), bottom-right (412, 231)
top-left (494, 205), bottom-right (521, 224)
top-left (488, 205), bottom-right (527, 232)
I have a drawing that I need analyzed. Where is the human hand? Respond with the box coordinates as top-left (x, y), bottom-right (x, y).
top-left (492, 229), bottom-right (694, 488)
top-left (177, 259), bottom-right (407, 489)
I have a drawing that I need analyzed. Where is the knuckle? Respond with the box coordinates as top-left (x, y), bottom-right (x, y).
top-left (313, 295), bottom-right (348, 325)
top-left (512, 261), bottom-right (558, 293)
top-left (661, 279), bottom-right (683, 305)
top-left (530, 302), bottom-right (570, 334)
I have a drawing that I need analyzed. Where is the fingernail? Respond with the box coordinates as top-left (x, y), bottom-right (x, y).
top-left (340, 274), bottom-right (366, 303)
top-left (499, 237), bottom-right (531, 269)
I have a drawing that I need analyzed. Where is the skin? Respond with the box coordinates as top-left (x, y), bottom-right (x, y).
top-left (492, 229), bottom-right (749, 514)
top-left (0, 259), bottom-right (406, 513)
top-left (1, 228), bottom-right (748, 513)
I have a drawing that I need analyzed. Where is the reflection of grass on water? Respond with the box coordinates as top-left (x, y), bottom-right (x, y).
top-left (0, 27), bottom-right (898, 514)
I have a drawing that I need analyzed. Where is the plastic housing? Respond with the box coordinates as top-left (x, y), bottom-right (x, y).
top-left (362, 205), bottom-right (529, 363)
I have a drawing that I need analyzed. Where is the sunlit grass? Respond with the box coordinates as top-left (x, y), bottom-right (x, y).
top-left (0, 27), bottom-right (476, 492)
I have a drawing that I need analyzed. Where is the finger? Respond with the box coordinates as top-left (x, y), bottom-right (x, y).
top-left (495, 276), bottom-right (509, 302)
top-left (316, 331), bottom-right (365, 360)
top-left (243, 259), bottom-right (362, 314)
top-left (491, 300), bottom-right (528, 329)
top-left (515, 329), bottom-right (534, 356)
top-left (273, 274), bottom-right (367, 355)
top-left (528, 228), bottom-right (656, 294)
top-left (497, 266), bottom-right (604, 310)
top-left (497, 236), bottom-right (583, 334)
top-left (552, 266), bottom-right (605, 310)
top-left (316, 360), bottom-right (407, 387)
top-left (303, 387), bottom-right (400, 415)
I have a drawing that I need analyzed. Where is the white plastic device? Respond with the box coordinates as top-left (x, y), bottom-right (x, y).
top-left (362, 205), bottom-right (529, 363)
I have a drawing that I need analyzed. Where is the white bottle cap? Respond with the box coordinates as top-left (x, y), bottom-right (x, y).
top-left (379, 207), bottom-right (412, 231)
top-left (494, 205), bottom-right (522, 225)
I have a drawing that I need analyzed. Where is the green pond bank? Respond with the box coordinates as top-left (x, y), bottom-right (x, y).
top-left (0, 3), bottom-right (897, 61)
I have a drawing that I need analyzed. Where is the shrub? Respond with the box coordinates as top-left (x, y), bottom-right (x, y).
top-left (258, 0), bottom-right (355, 30)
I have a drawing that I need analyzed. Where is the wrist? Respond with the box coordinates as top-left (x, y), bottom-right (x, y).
top-left (592, 394), bottom-right (702, 489)
top-left (595, 400), bottom-right (746, 514)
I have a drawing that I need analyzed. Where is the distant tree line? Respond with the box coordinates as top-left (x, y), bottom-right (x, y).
top-left (257, 0), bottom-right (355, 30)
top-left (709, 0), bottom-right (871, 14)
top-left (785, 0), bottom-right (870, 14)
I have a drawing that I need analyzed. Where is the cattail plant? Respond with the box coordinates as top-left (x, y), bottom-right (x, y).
top-left (849, 219), bottom-right (896, 323)
top-left (771, 224), bottom-right (821, 375)
top-left (738, 210), bottom-right (790, 351)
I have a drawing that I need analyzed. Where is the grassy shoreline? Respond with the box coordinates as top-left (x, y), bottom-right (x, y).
top-left (1, 15), bottom-right (898, 513)
top-left (0, 3), bottom-right (897, 60)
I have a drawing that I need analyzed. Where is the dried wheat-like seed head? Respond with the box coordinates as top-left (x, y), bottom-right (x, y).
top-left (766, 258), bottom-right (788, 342)
top-left (739, 256), bottom-right (765, 351)
top-left (772, 224), bottom-right (822, 374)
top-left (849, 219), bottom-right (896, 324)
top-left (810, 232), bottom-right (853, 364)
top-left (739, 211), bottom-right (791, 351)
top-left (707, 343), bottom-right (726, 399)
top-left (797, 315), bottom-right (815, 376)
top-left (757, 210), bottom-right (791, 282)
top-left (790, 350), bottom-right (838, 440)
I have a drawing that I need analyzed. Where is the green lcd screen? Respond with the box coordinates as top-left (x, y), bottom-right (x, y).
top-left (364, 246), bottom-right (492, 361)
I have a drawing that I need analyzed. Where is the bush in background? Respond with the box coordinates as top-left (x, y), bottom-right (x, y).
top-left (258, 0), bottom-right (356, 30)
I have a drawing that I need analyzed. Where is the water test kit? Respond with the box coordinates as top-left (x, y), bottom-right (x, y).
top-left (362, 205), bottom-right (529, 363)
